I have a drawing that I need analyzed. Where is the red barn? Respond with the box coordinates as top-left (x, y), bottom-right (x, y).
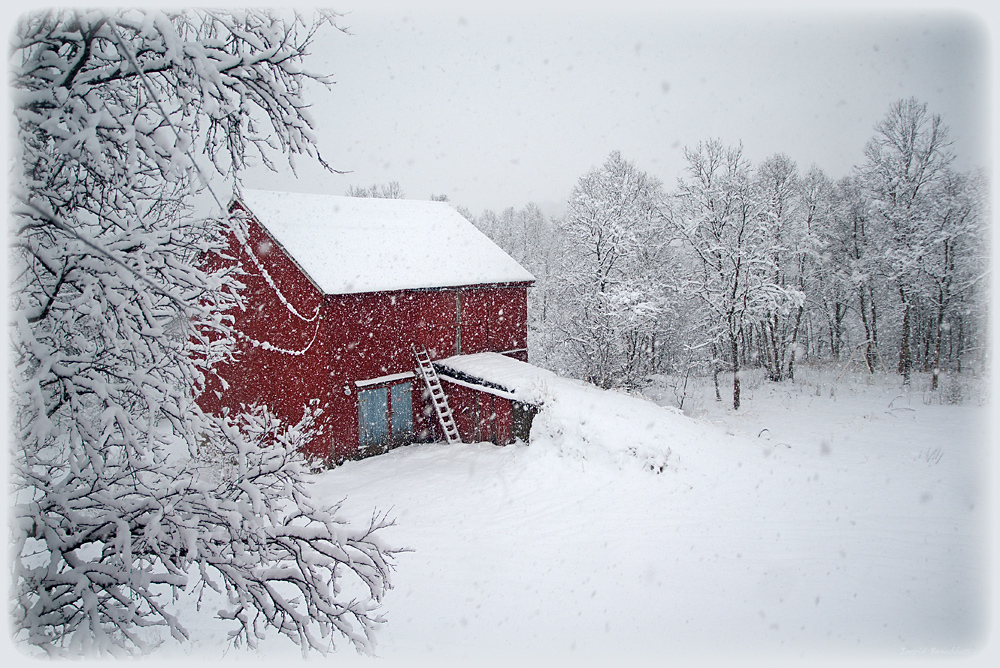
top-left (197, 190), bottom-right (536, 463)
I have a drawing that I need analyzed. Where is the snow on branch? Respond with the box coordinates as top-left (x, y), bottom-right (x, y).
top-left (11, 8), bottom-right (394, 658)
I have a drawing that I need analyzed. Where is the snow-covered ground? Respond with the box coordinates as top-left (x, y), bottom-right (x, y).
top-left (162, 366), bottom-right (992, 666)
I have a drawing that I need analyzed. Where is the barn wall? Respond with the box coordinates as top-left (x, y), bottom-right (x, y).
top-left (197, 214), bottom-right (337, 462)
top-left (492, 394), bottom-right (513, 444)
top-left (439, 383), bottom-right (522, 446)
top-left (322, 283), bottom-right (529, 458)
top-left (444, 383), bottom-right (479, 443)
top-left (460, 286), bottom-right (528, 357)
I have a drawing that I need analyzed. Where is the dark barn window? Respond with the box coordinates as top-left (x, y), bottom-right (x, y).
top-left (358, 382), bottom-right (413, 452)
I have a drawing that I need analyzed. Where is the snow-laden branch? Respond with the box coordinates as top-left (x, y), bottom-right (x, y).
top-left (11, 8), bottom-right (395, 658)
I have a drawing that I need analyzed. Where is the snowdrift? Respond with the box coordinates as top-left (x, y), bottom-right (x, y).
top-left (436, 352), bottom-right (728, 474)
top-left (525, 373), bottom-right (731, 475)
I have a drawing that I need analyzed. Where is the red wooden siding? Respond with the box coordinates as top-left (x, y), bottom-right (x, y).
top-left (460, 288), bottom-right (528, 357)
top-left (198, 213), bottom-right (337, 460)
top-left (443, 384), bottom-right (519, 445)
top-left (320, 285), bottom-right (525, 458)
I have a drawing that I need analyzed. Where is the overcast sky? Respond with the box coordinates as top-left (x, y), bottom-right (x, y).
top-left (0, 3), bottom-right (993, 217)
top-left (239, 1), bottom-right (992, 217)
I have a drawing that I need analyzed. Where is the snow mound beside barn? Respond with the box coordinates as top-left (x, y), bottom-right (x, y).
top-left (528, 374), bottom-right (727, 474)
top-left (436, 352), bottom-right (724, 473)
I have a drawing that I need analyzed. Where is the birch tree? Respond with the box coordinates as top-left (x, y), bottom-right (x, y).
top-left (11, 9), bottom-right (394, 656)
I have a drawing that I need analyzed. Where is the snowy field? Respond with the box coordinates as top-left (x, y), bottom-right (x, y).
top-left (158, 366), bottom-right (992, 666)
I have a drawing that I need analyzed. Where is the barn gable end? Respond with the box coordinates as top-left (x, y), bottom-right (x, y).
top-left (198, 191), bottom-right (535, 463)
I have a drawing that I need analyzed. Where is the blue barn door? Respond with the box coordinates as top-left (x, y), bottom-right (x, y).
top-left (390, 382), bottom-right (413, 446)
top-left (358, 386), bottom-right (389, 451)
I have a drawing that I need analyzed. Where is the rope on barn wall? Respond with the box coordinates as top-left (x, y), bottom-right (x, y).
top-left (233, 318), bottom-right (321, 356)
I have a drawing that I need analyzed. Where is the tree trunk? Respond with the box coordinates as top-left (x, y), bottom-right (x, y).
top-left (947, 314), bottom-right (954, 366)
top-left (869, 287), bottom-right (880, 371)
top-left (931, 301), bottom-right (945, 391)
top-left (788, 304), bottom-right (804, 382)
top-left (712, 344), bottom-right (722, 401)
top-left (859, 287), bottom-right (876, 373)
top-left (678, 365), bottom-right (691, 411)
top-left (762, 321), bottom-right (771, 381)
top-left (742, 327), bottom-right (753, 370)
top-left (924, 314), bottom-right (935, 372)
top-left (731, 330), bottom-right (741, 410)
top-left (898, 286), bottom-right (912, 385)
top-left (834, 302), bottom-right (846, 362)
top-left (769, 313), bottom-right (782, 382)
top-left (828, 307), bottom-right (836, 362)
top-left (956, 316), bottom-right (964, 374)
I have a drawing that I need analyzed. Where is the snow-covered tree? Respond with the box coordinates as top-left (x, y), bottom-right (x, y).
top-left (671, 140), bottom-right (801, 409)
top-left (859, 97), bottom-right (955, 384)
top-left (466, 204), bottom-right (564, 370)
top-left (552, 151), bottom-right (668, 388)
top-left (451, 98), bottom-right (985, 399)
top-left (10, 9), bottom-right (394, 656)
top-left (796, 167), bottom-right (850, 362)
top-left (911, 168), bottom-right (988, 388)
top-left (752, 153), bottom-right (810, 381)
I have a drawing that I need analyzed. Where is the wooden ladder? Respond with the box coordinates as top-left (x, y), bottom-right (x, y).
top-left (412, 345), bottom-right (462, 444)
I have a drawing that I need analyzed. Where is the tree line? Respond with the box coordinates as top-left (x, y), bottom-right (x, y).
top-left (465, 99), bottom-right (988, 408)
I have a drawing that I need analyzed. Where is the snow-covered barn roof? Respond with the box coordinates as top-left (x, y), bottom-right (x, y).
top-left (434, 352), bottom-right (556, 405)
top-left (233, 190), bottom-right (535, 295)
